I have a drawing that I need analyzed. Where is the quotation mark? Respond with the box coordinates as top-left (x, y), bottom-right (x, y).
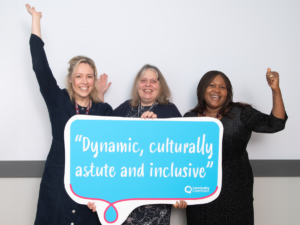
top-left (75, 135), bottom-right (83, 142)
top-left (206, 161), bottom-right (213, 168)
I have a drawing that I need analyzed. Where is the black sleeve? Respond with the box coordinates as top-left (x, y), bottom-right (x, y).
top-left (30, 34), bottom-right (65, 113)
top-left (164, 103), bottom-right (182, 118)
top-left (101, 103), bottom-right (114, 116)
top-left (240, 106), bottom-right (287, 133)
top-left (113, 100), bottom-right (129, 117)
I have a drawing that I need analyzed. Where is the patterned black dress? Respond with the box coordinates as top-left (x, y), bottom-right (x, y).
top-left (114, 100), bottom-right (182, 225)
top-left (184, 106), bottom-right (287, 225)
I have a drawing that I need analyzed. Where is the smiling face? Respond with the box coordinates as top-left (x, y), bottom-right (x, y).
top-left (137, 69), bottom-right (160, 106)
top-left (69, 63), bottom-right (95, 101)
top-left (204, 75), bottom-right (228, 110)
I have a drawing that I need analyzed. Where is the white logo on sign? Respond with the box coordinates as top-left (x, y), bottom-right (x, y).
top-left (185, 186), bottom-right (210, 194)
top-left (185, 186), bottom-right (192, 194)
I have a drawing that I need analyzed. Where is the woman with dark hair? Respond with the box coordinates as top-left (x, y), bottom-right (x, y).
top-left (184, 69), bottom-right (287, 225)
top-left (26, 4), bottom-right (113, 225)
top-left (87, 64), bottom-right (186, 225)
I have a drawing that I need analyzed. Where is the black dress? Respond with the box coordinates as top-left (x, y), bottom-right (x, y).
top-left (184, 106), bottom-right (287, 225)
top-left (114, 100), bottom-right (182, 225)
top-left (30, 34), bottom-right (113, 225)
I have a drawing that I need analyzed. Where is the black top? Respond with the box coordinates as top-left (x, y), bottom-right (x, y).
top-left (184, 106), bottom-right (287, 225)
top-left (113, 100), bottom-right (182, 118)
top-left (30, 34), bottom-right (113, 225)
top-left (113, 99), bottom-right (182, 225)
top-left (123, 103), bottom-right (157, 118)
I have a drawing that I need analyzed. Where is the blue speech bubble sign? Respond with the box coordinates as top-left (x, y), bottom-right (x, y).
top-left (64, 116), bottom-right (223, 225)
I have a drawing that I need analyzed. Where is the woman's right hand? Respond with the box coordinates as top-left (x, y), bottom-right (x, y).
top-left (87, 201), bottom-right (97, 212)
top-left (98, 73), bottom-right (112, 102)
top-left (25, 4), bottom-right (42, 19)
top-left (141, 111), bottom-right (157, 119)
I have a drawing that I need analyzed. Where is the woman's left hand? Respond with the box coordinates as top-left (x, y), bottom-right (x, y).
top-left (141, 111), bottom-right (157, 119)
top-left (173, 200), bottom-right (188, 209)
top-left (266, 68), bottom-right (280, 91)
top-left (266, 68), bottom-right (285, 119)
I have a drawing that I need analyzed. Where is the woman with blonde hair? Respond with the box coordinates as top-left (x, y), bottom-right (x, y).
top-left (26, 4), bottom-right (112, 225)
top-left (99, 64), bottom-right (181, 119)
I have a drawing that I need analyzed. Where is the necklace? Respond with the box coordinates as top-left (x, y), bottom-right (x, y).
top-left (137, 101), bottom-right (157, 118)
top-left (203, 110), bottom-right (220, 118)
top-left (75, 100), bottom-right (91, 115)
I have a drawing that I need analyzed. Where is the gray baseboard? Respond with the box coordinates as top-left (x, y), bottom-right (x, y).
top-left (0, 160), bottom-right (299, 177)
top-left (250, 160), bottom-right (300, 177)
top-left (0, 161), bottom-right (45, 178)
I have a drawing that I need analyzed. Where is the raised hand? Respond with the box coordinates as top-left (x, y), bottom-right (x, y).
top-left (25, 4), bottom-right (42, 38)
top-left (98, 73), bottom-right (112, 102)
top-left (87, 201), bottom-right (97, 212)
top-left (141, 111), bottom-right (157, 119)
top-left (173, 200), bottom-right (188, 209)
top-left (25, 4), bottom-right (42, 19)
top-left (266, 68), bottom-right (280, 91)
top-left (266, 68), bottom-right (285, 119)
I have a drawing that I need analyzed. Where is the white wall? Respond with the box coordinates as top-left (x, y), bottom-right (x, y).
top-left (1, 177), bottom-right (299, 225)
top-left (0, 0), bottom-right (299, 161)
top-left (1, 1), bottom-right (299, 224)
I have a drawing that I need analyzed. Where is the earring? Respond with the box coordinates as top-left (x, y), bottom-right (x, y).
top-left (70, 83), bottom-right (72, 86)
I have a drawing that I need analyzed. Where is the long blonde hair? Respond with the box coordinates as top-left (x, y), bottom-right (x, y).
top-left (65, 56), bottom-right (101, 103)
top-left (130, 64), bottom-right (171, 107)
